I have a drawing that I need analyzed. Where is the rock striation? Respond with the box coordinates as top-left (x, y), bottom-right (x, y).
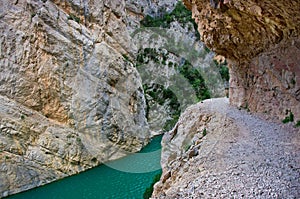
top-left (0, 0), bottom-right (149, 197)
top-left (183, 0), bottom-right (300, 123)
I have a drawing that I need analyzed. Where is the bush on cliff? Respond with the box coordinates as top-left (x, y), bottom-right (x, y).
top-left (140, 1), bottom-right (200, 40)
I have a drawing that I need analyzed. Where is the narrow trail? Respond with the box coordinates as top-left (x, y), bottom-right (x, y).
top-left (202, 99), bottom-right (300, 198)
top-left (153, 98), bottom-right (300, 198)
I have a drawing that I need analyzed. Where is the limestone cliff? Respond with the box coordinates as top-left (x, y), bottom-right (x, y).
top-left (1, 0), bottom-right (220, 196)
top-left (130, 0), bottom-right (228, 134)
top-left (151, 1), bottom-right (300, 198)
top-left (183, 0), bottom-right (300, 123)
top-left (0, 0), bottom-right (149, 197)
top-left (125, 0), bottom-right (178, 32)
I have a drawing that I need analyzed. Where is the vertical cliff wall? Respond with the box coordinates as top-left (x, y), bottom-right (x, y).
top-left (183, 0), bottom-right (300, 122)
top-left (0, 0), bottom-right (149, 197)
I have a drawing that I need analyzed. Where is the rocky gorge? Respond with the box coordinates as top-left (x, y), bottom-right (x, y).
top-left (0, 0), bottom-right (299, 198)
top-left (0, 0), bottom-right (220, 197)
top-left (0, 0), bottom-right (151, 197)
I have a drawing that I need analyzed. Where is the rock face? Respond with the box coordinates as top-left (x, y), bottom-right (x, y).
top-left (130, 0), bottom-right (228, 134)
top-left (183, 0), bottom-right (300, 123)
top-left (151, 2), bottom-right (300, 197)
top-left (125, 0), bottom-right (178, 32)
top-left (1, 0), bottom-right (224, 196)
top-left (0, 0), bottom-right (149, 197)
top-left (132, 19), bottom-right (218, 133)
top-left (152, 98), bottom-right (300, 198)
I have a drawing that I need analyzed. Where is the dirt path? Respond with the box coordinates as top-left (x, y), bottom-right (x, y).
top-left (153, 98), bottom-right (300, 198)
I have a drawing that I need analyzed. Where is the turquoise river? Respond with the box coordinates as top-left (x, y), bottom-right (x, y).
top-left (7, 135), bottom-right (163, 199)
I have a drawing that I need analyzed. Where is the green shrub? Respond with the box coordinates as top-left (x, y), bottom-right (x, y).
top-left (137, 50), bottom-right (211, 132)
top-left (282, 111), bottom-right (294, 124)
top-left (202, 128), bottom-right (207, 136)
top-left (140, 1), bottom-right (200, 40)
top-left (140, 52), bottom-right (211, 117)
top-left (204, 45), bottom-right (210, 53)
top-left (213, 60), bottom-right (230, 82)
top-left (68, 14), bottom-right (80, 23)
top-left (143, 83), bottom-right (181, 132)
top-left (163, 114), bottom-right (180, 132)
top-left (136, 48), bottom-right (169, 66)
top-left (178, 61), bottom-right (211, 101)
top-left (295, 121), bottom-right (300, 128)
top-left (184, 143), bottom-right (192, 152)
top-left (122, 54), bottom-right (130, 62)
top-left (219, 65), bottom-right (229, 81)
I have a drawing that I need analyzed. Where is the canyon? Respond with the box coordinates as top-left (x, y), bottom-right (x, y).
top-left (1, 0), bottom-right (208, 197)
top-left (0, 0), bottom-right (299, 198)
top-left (0, 0), bottom-right (151, 197)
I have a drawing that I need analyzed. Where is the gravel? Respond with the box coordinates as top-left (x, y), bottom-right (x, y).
top-left (154, 98), bottom-right (300, 198)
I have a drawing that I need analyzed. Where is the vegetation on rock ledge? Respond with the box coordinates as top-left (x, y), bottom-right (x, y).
top-left (282, 111), bottom-right (294, 124)
top-left (67, 13), bottom-right (80, 23)
top-left (140, 1), bottom-right (200, 40)
top-left (137, 47), bottom-right (211, 132)
top-left (214, 60), bottom-right (230, 82)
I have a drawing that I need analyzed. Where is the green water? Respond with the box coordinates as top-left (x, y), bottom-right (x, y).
top-left (8, 135), bottom-right (162, 199)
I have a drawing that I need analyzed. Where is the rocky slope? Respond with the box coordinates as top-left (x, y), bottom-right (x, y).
top-left (152, 0), bottom-right (300, 198)
top-left (183, 0), bottom-right (300, 123)
top-left (0, 0), bottom-right (149, 197)
top-left (130, 0), bottom-right (228, 133)
top-left (152, 98), bottom-right (300, 198)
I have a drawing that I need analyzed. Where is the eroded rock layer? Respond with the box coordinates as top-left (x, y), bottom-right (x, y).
top-left (0, 0), bottom-right (149, 197)
top-left (183, 0), bottom-right (300, 122)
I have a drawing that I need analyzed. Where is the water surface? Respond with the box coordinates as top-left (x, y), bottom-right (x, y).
top-left (8, 135), bottom-right (162, 199)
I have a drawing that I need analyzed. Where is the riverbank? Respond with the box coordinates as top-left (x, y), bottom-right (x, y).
top-left (7, 135), bottom-right (163, 199)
